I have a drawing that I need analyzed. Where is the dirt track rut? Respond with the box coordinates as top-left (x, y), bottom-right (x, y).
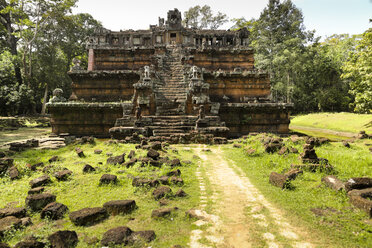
top-left (189, 146), bottom-right (314, 248)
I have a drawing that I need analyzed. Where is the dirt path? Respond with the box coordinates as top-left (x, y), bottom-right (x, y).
top-left (290, 124), bottom-right (357, 139)
top-left (0, 127), bottom-right (51, 147)
top-left (190, 146), bottom-right (314, 248)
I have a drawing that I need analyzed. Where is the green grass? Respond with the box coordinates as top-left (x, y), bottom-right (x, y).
top-left (0, 140), bottom-right (200, 247)
top-left (291, 112), bottom-right (372, 134)
top-left (225, 135), bottom-right (372, 248)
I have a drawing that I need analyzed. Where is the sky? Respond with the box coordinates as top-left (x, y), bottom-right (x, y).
top-left (72, 0), bottom-right (372, 40)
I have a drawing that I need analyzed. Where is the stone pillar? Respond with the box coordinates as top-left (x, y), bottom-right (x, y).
top-left (87, 49), bottom-right (95, 71)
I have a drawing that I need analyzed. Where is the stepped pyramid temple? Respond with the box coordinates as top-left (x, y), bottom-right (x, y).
top-left (47, 9), bottom-right (292, 142)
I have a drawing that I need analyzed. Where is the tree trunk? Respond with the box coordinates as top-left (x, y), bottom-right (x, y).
top-left (1, 10), bottom-right (23, 84)
top-left (41, 84), bottom-right (49, 115)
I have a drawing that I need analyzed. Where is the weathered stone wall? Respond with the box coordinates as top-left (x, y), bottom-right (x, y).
top-left (205, 73), bottom-right (271, 102)
top-left (94, 49), bottom-right (155, 70)
top-left (186, 49), bottom-right (255, 71)
top-left (68, 71), bottom-right (139, 102)
top-left (47, 103), bottom-right (123, 137)
top-left (219, 103), bottom-right (292, 137)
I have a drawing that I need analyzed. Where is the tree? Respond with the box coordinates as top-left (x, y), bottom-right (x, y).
top-left (0, 0), bottom-right (23, 84)
top-left (342, 28), bottom-right (372, 113)
top-left (183, 5), bottom-right (228, 30)
top-left (252, 0), bottom-right (315, 103)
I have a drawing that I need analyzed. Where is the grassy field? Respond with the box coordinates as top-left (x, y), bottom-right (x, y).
top-left (0, 141), bottom-right (200, 247)
top-left (226, 135), bottom-right (372, 248)
top-left (290, 112), bottom-right (372, 134)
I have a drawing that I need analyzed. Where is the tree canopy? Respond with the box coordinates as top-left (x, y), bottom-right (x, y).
top-left (183, 5), bottom-right (228, 30)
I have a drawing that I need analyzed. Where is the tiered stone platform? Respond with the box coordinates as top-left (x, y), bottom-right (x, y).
top-left (47, 9), bottom-right (292, 141)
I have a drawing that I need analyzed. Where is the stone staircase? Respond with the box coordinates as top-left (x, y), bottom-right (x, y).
top-left (146, 115), bottom-right (228, 137)
top-left (155, 46), bottom-right (188, 115)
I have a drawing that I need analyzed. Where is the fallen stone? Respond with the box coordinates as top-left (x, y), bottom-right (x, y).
top-left (152, 186), bottom-right (172, 200)
top-left (69, 207), bottom-right (108, 226)
top-left (28, 162), bottom-right (44, 171)
top-left (321, 176), bottom-right (345, 191)
top-left (264, 143), bottom-right (282, 153)
top-left (0, 158), bottom-right (13, 174)
top-left (0, 216), bottom-right (22, 237)
top-left (106, 152), bottom-right (113, 157)
top-left (357, 131), bottom-right (369, 139)
top-left (41, 202), bottom-right (68, 220)
top-left (103, 200), bottom-right (137, 216)
top-left (278, 146), bottom-right (289, 155)
top-left (233, 144), bottom-right (242, 148)
top-left (9, 139), bottom-right (39, 152)
top-left (149, 158), bottom-right (162, 167)
top-left (124, 158), bottom-right (137, 168)
top-left (25, 193), bottom-right (56, 211)
top-left (94, 149), bottom-right (102, 154)
top-left (75, 148), bottom-right (85, 158)
top-left (269, 172), bottom-right (290, 189)
top-left (20, 217), bottom-right (32, 227)
top-left (30, 175), bottom-right (52, 188)
top-left (289, 147), bottom-right (298, 153)
top-left (147, 149), bottom-right (160, 160)
top-left (284, 169), bottom-right (303, 181)
top-left (159, 176), bottom-right (169, 185)
top-left (0, 207), bottom-right (26, 219)
top-left (348, 188), bottom-right (372, 217)
top-left (28, 187), bottom-right (44, 195)
top-left (82, 164), bottom-right (95, 173)
top-left (167, 169), bottom-right (181, 177)
top-left (14, 239), bottom-right (45, 248)
top-left (127, 150), bottom-right (135, 159)
top-left (150, 142), bottom-right (162, 150)
top-left (170, 158), bottom-right (181, 167)
top-left (8, 166), bottom-right (19, 180)
top-left (151, 207), bottom-right (177, 218)
top-left (345, 177), bottom-right (372, 192)
top-left (54, 170), bottom-right (72, 181)
top-left (175, 189), bottom-right (187, 197)
top-left (170, 176), bottom-right (184, 186)
top-left (48, 230), bottom-right (78, 248)
top-left (101, 226), bottom-right (132, 246)
top-left (132, 177), bottom-right (159, 188)
top-left (99, 174), bottom-right (117, 184)
top-left (159, 199), bottom-right (169, 206)
top-left (80, 136), bottom-right (95, 144)
top-left (107, 153), bottom-right (125, 165)
top-left (342, 141), bottom-right (350, 148)
top-left (127, 230), bottom-right (156, 245)
top-left (48, 156), bottom-right (59, 163)
top-left (291, 163), bottom-right (333, 173)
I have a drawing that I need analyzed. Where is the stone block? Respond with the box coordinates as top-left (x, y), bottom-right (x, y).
top-left (103, 200), bottom-right (137, 216)
top-left (69, 207), bottom-right (108, 226)
top-left (26, 193), bottom-right (56, 211)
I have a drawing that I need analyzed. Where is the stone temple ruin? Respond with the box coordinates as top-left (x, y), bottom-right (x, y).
top-left (47, 9), bottom-right (292, 141)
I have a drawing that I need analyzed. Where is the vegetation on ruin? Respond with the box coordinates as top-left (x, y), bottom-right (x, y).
top-left (0, 141), bottom-right (201, 247)
top-left (1, 131), bottom-right (371, 247)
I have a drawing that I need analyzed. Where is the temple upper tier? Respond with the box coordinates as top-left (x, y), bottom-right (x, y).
top-left (87, 8), bottom-right (250, 51)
